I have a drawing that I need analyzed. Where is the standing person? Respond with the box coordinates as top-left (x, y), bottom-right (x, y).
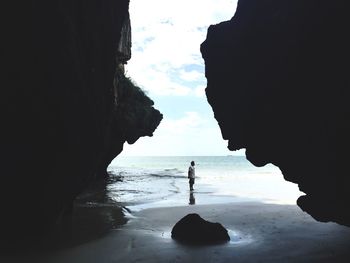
top-left (188, 161), bottom-right (195, 191)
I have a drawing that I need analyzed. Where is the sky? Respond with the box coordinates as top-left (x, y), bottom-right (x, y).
top-left (120, 0), bottom-right (242, 156)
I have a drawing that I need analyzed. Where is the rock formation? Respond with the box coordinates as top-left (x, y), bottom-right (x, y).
top-left (97, 10), bottom-right (162, 179)
top-left (171, 214), bottom-right (230, 245)
top-left (97, 71), bottom-right (163, 178)
top-left (201, 0), bottom-right (350, 226)
top-left (2, 0), bottom-right (161, 246)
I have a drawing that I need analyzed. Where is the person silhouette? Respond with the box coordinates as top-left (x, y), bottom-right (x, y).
top-left (188, 161), bottom-right (195, 191)
top-left (189, 192), bottom-right (195, 205)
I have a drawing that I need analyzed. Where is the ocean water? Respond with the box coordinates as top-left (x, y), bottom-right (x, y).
top-left (108, 156), bottom-right (303, 211)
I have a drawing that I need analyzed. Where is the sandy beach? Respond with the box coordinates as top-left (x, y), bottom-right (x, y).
top-left (39, 201), bottom-right (350, 263)
top-left (4, 156), bottom-right (350, 263)
top-left (4, 157), bottom-right (349, 263)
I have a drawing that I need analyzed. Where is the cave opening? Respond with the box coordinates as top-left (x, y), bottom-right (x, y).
top-left (6, 0), bottom-right (350, 260)
top-left (110, 0), bottom-right (302, 209)
top-left (101, 0), bottom-right (350, 260)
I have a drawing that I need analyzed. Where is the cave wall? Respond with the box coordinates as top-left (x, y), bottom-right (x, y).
top-left (2, 0), bottom-right (161, 245)
top-left (97, 12), bottom-right (162, 178)
top-left (97, 69), bottom-right (163, 178)
top-left (201, 0), bottom-right (350, 225)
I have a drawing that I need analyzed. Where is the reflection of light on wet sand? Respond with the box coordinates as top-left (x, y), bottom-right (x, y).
top-left (122, 207), bottom-right (138, 219)
top-left (45, 202), bottom-right (350, 263)
top-left (227, 229), bottom-right (254, 246)
top-left (199, 166), bottom-right (303, 205)
top-left (155, 228), bottom-right (254, 246)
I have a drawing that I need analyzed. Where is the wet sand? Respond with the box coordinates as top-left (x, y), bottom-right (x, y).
top-left (43, 202), bottom-right (350, 263)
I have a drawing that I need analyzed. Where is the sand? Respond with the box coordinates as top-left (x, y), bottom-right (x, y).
top-left (38, 201), bottom-right (350, 263)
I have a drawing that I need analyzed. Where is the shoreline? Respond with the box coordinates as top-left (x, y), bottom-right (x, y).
top-left (44, 201), bottom-right (350, 263)
top-left (6, 174), bottom-right (348, 263)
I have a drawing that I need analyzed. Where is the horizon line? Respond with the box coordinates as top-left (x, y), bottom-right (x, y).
top-left (116, 154), bottom-right (246, 157)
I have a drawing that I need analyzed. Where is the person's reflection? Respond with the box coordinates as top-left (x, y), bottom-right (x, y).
top-left (189, 192), bottom-right (195, 205)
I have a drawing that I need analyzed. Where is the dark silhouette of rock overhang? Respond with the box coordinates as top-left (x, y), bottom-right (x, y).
top-left (2, 0), bottom-right (162, 248)
top-left (201, 0), bottom-right (350, 226)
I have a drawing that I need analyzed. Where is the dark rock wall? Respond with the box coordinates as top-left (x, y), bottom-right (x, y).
top-left (2, 0), bottom-right (161, 245)
top-left (97, 11), bottom-right (163, 178)
top-left (201, 0), bottom-right (350, 225)
top-left (97, 70), bottom-right (163, 178)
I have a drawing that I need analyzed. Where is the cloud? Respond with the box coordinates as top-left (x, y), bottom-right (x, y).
top-left (179, 70), bottom-right (203, 82)
top-left (126, 69), bottom-right (191, 96)
top-left (118, 1), bottom-right (240, 156)
top-left (160, 112), bottom-right (204, 134)
top-left (127, 0), bottom-right (238, 97)
top-left (119, 111), bottom-right (244, 156)
top-left (194, 85), bottom-right (206, 97)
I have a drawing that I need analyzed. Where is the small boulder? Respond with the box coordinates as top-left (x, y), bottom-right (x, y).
top-left (171, 213), bottom-right (230, 245)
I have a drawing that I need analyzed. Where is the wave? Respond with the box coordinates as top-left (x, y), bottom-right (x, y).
top-left (148, 173), bottom-right (184, 179)
top-left (109, 167), bottom-right (186, 179)
top-left (164, 168), bottom-right (181, 172)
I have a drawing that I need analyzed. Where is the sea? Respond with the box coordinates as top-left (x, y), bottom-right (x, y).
top-left (107, 156), bottom-right (303, 211)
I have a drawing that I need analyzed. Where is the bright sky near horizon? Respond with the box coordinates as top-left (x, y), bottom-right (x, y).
top-left (120, 0), bottom-right (243, 156)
